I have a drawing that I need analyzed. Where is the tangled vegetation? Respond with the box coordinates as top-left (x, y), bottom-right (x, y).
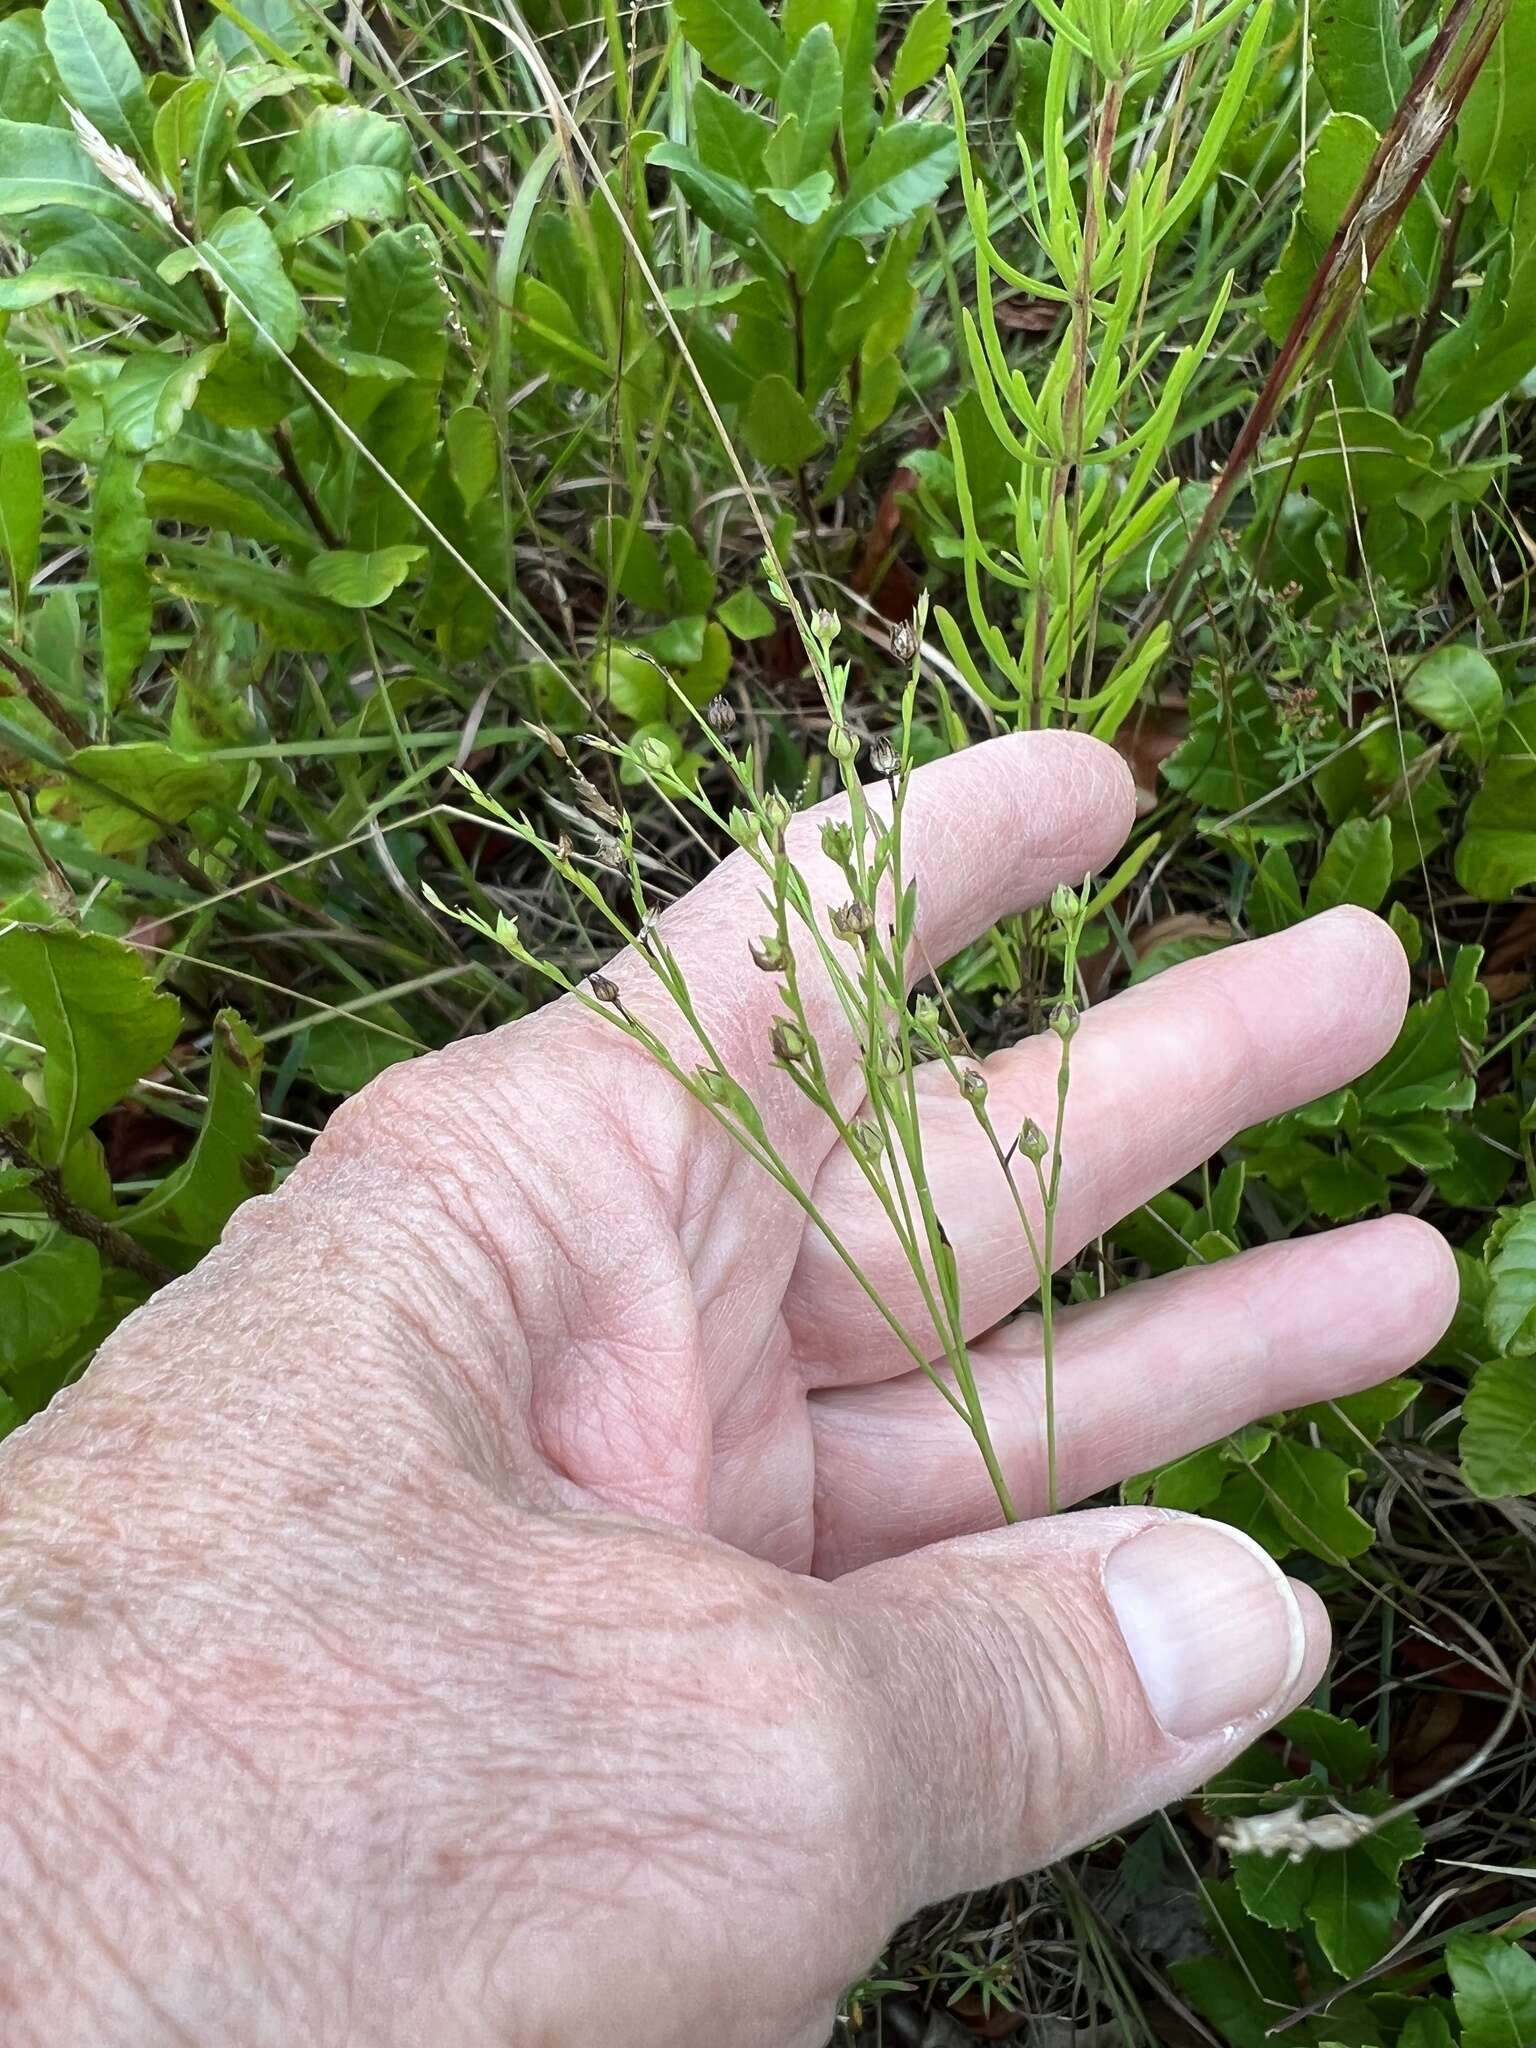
top-left (1, 0), bottom-right (1534, 2032)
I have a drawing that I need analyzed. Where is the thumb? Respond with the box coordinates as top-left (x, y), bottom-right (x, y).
top-left (835, 1507), bottom-right (1328, 1911)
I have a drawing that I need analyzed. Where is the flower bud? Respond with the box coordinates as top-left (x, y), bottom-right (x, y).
top-left (850, 1118), bottom-right (883, 1160)
top-left (959, 1067), bottom-right (987, 1104)
top-left (635, 734), bottom-right (673, 776)
top-left (762, 791), bottom-right (793, 840)
top-left (770, 1017), bottom-right (808, 1064)
top-left (811, 607), bottom-right (840, 642)
top-left (827, 723), bottom-right (860, 765)
top-left (749, 934), bottom-right (786, 973)
top-left (911, 992), bottom-right (941, 1035)
top-left (1050, 999), bottom-right (1080, 1042)
top-left (1016, 1117), bottom-right (1049, 1163)
top-left (820, 818), bottom-right (854, 867)
top-left (830, 899), bottom-right (874, 941)
top-left (1050, 882), bottom-right (1081, 923)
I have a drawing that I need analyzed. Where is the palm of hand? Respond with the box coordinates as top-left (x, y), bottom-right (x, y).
top-left (0, 733), bottom-right (1455, 2046)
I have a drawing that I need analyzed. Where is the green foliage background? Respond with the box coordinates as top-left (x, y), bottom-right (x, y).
top-left (1, 0), bottom-right (1534, 2031)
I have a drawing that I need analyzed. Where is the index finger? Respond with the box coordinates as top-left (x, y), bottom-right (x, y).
top-left (602, 730), bottom-right (1136, 1168)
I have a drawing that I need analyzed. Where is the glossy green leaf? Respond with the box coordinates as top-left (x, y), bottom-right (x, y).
top-left (305, 544), bottom-right (425, 607)
top-left (0, 1230), bottom-right (101, 1372)
top-left (0, 215), bottom-right (201, 328)
top-left (1310, 0), bottom-right (1408, 128)
top-left (92, 448), bottom-right (152, 706)
top-left (1487, 1204), bottom-right (1536, 1355)
top-left (280, 104), bottom-right (410, 243)
top-left (156, 551), bottom-right (354, 652)
top-left (692, 80), bottom-right (770, 187)
top-left (649, 142), bottom-right (761, 252)
top-left (346, 225), bottom-right (449, 383)
top-left (1307, 1842), bottom-right (1400, 1976)
top-left (139, 461), bottom-right (314, 550)
top-left (103, 346), bottom-right (221, 454)
top-left (126, 1009), bottom-right (270, 1246)
top-left (1448, 1934), bottom-right (1536, 2048)
top-left (0, 115), bottom-right (122, 217)
top-left (1461, 1356), bottom-right (1536, 1497)
top-left (43, 739), bottom-right (239, 853)
top-left (1258, 1438), bottom-right (1374, 1561)
top-left (828, 119), bottom-right (957, 240)
top-left (0, 341), bottom-right (42, 605)
top-left (1457, 688), bottom-right (1536, 901)
top-left (777, 24), bottom-right (842, 170)
top-left (1457, 0), bottom-right (1536, 211)
top-left (1404, 644), bottom-right (1504, 755)
top-left (0, 923), bottom-right (180, 1156)
top-left (888, 0), bottom-right (950, 101)
top-left (41, 0), bottom-right (152, 155)
top-left (1307, 815), bottom-right (1392, 914)
top-left (1280, 1707), bottom-right (1378, 1785)
top-left (673, 0), bottom-right (786, 92)
top-left (744, 372), bottom-right (825, 466)
top-left (161, 207), bottom-right (302, 350)
top-left (445, 406), bottom-right (497, 511)
top-left (0, 14), bottom-right (58, 125)
top-left (716, 587), bottom-right (776, 637)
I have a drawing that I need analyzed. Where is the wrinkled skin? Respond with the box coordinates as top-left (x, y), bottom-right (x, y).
top-left (0, 734), bottom-right (1456, 2045)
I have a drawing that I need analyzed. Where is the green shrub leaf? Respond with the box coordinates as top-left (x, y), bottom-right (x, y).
top-left (0, 924), bottom-right (180, 1156)
top-left (1448, 1933), bottom-right (1536, 2048)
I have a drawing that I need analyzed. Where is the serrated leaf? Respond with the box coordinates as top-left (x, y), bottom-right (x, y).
top-left (92, 448), bottom-right (152, 707)
top-left (1461, 1356), bottom-right (1536, 1497)
top-left (42, 0), bottom-right (152, 156)
top-left (1448, 1934), bottom-right (1536, 2048)
top-left (1281, 1707), bottom-right (1378, 1785)
top-left (1307, 815), bottom-right (1392, 914)
top-left (1260, 1437), bottom-right (1375, 1561)
top-left (305, 544), bottom-right (425, 607)
top-left (1307, 1840), bottom-right (1400, 1976)
top-left (673, 0), bottom-right (786, 91)
top-left (42, 739), bottom-right (239, 854)
top-left (1234, 1845), bottom-right (1313, 1929)
top-left (0, 924), bottom-right (180, 1156)
top-left (0, 341), bottom-right (42, 606)
top-left (888, 0), bottom-right (949, 101)
top-left (126, 1009), bottom-right (269, 1246)
top-left (0, 1230), bottom-right (101, 1372)
top-left (280, 103), bottom-right (410, 243)
top-left (1487, 1203), bottom-right (1536, 1354)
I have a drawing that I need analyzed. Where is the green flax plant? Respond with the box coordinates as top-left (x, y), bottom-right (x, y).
top-left (432, 593), bottom-right (1092, 1525)
top-left (937, 0), bottom-right (1273, 731)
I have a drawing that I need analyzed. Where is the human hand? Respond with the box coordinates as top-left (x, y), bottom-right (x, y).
top-left (0, 732), bottom-right (1456, 2045)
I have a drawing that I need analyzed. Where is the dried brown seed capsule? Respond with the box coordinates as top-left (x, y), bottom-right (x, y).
top-left (705, 694), bottom-right (737, 735)
top-left (590, 974), bottom-right (621, 1005)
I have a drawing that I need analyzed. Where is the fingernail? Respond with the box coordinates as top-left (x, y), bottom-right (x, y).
top-left (1104, 1519), bottom-right (1307, 1739)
